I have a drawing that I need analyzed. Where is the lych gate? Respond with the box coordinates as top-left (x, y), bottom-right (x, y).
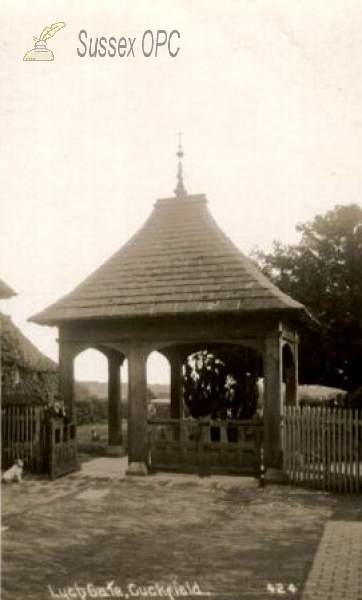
top-left (31, 154), bottom-right (313, 479)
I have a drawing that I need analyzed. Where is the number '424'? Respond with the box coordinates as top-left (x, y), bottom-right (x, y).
top-left (266, 583), bottom-right (298, 594)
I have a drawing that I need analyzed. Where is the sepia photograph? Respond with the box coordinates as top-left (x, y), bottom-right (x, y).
top-left (1, 1), bottom-right (361, 599)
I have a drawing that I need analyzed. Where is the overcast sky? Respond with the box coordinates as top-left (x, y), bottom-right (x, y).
top-left (1, 0), bottom-right (361, 383)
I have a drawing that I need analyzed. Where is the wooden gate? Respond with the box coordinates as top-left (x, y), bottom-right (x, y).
top-left (148, 418), bottom-right (263, 476)
top-left (45, 419), bottom-right (78, 479)
top-left (283, 407), bottom-right (362, 493)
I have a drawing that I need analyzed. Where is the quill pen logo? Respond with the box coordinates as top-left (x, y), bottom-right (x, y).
top-left (23, 22), bottom-right (66, 61)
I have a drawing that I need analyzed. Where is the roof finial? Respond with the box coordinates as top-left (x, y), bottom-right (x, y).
top-left (174, 131), bottom-right (187, 198)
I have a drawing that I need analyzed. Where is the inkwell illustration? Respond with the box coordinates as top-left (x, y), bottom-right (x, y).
top-left (23, 22), bottom-right (66, 61)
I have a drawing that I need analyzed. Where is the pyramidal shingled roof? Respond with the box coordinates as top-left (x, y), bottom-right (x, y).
top-left (31, 194), bottom-right (308, 325)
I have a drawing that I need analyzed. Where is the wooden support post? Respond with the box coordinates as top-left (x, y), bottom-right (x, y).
top-left (293, 342), bottom-right (299, 405)
top-left (58, 341), bottom-right (75, 421)
top-left (126, 342), bottom-right (148, 475)
top-left (264, 333), bottom-right (283, 479)
top-left (107, 352), bottom-right (123, 454)
top-left (285, 342), bottom-right (299, 407)
top-left (170, 354), bottom-right (184, 420)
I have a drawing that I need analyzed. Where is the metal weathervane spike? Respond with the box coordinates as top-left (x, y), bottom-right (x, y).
top-left (174, 132), bottom-right (187, 198)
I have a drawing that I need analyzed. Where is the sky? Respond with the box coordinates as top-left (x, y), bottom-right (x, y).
top-left (1, 0), bottom-right (362, 383)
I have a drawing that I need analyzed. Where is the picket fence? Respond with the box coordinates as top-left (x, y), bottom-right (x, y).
top-left (283, 407), bottom-right (362, 493)
top-left (1, 405), bottom-right (45, 472)
top-left (1, 405), bottom-right (78, 478)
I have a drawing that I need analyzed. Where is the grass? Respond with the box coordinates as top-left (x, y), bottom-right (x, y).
top-left (76, 421), bottom-right (128, 454)
top-left (76, 421), bottom-right (109, 441)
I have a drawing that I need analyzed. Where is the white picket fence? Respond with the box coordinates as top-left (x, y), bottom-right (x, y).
top-left (283, 407), bottom-right (362, 493)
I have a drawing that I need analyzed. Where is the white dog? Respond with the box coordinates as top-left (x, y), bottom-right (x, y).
top-left (2, 459), bottom-right (24, 483)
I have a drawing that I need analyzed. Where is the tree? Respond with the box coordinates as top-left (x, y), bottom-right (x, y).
top-left (183, 347), bottom-right (260, 419)
top-left (256, 204), bottom-right (362, 391)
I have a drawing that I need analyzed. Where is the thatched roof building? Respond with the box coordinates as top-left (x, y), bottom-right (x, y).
top-left (0, 279), bottom-right (16, 299)
top-left (1, 313), bottom-right (57, 402)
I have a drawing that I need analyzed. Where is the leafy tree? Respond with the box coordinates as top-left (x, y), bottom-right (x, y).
top-left (183, 347), bottom-right (260, 419)
top-left (255, 204), bottom-right (362, 391)
top-left (343, 386), bottom-right (362, 410)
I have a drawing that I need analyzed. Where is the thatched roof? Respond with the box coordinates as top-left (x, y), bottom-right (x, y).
top-left (0, 279), bottom-right (16, 299)
top-left (31, 194), bottom-right (311, 326)
top-left (0, 313), bottom-right (56, 372)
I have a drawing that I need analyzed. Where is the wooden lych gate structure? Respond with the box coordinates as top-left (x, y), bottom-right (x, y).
top-left (31, 169), bottom-right (315, 478)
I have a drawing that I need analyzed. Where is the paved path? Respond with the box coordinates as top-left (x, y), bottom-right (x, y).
top-left (302, 521), bottom-right (362, 600)
top-left (76, 455), bottom-right (128, 479)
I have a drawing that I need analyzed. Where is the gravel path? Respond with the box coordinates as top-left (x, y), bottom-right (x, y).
top-left (1, 461), bottom-right (357, 600)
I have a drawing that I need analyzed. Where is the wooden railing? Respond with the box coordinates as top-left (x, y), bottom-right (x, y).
top-left (148, 418), bottom-right (264, 476)
top-left (283, 407), bottom-right (362, 493)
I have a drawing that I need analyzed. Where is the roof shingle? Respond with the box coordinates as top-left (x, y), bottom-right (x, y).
top-left (31, 194), bottom-right (307, 325)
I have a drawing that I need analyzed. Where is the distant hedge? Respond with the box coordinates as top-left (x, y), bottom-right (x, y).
top-left (76, 398), bottom-right (129, 425)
